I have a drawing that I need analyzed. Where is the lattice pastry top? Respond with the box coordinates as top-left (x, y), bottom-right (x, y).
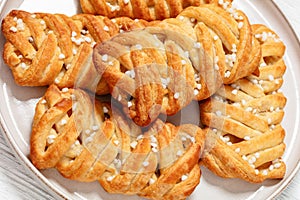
top-left (79, 0), bottom-right (233, 21)
top-left (93, 4), bottom-right (261, 126)
top-left (30, 84), bottom-right (206, 199)
top-left (2, 10), bottom-right (148, 95)
top-left (177, 5), bottom-right (261, 84)
top-left (199, 24), bottom-right (287, 183)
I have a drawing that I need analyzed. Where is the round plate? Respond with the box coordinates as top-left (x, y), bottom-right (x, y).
top-left (0, 0), bottom-right (299, 199)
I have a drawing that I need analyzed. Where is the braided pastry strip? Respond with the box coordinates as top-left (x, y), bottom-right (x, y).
top-left (177, 4), bottom-right (261, 84)
top-left (199, 24), bottom-right (287, 183)
top-left (99, 120), bottom-right (205, 200)
top-left (79, 0), bottom-right (232, 21)
top-left (30, 84), bottom-right (206, 199)
top-left (93, 4), bottom-right (260, 127)
top-left (94, 26), bottom-right (204, 126)
top-left (2, 10), bottom-right (147, 95)
top-left (30, 84), bottom-right (112, 182)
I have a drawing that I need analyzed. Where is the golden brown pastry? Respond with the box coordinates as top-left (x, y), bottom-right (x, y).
top-left (94, 26), bottom-right (206, 127)
top-left (200, 24), bottom-right (287, 183)
top-left (79, 0), bottom-right (232, 21)
top-left (100, 121), bottom-right (205, 200)
top-left (30, 84), bottom-right (110, 181)
top-left (30, 84), bottom-right (206, 199)
top-left (93, 4), bottom-right (261, 126)
top-left (2, 10), bottom-right (148, 95)
top-left (177, 5), bottom-right (261, 84)
top-left (4, 0), bottom-right (289, 197)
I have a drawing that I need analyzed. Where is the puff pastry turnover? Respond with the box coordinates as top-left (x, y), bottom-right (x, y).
top-left (2, 0), bottom-right (289, 198)
top-left (2, 10), bottom-right (148, 95)
top-left (79, 0), bottom-right (233, 21)
top-left (93, 4), bottom-right (261, 126)
top-left (30, 84), bottom-right (206, 199)
top-left (200, 24), bottom-right (287, 183)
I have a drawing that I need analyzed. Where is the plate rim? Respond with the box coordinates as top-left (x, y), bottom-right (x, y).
top-left (256, 0), bottom-right (300, 199)
top-left (0, 0), bottom-right (299, 199)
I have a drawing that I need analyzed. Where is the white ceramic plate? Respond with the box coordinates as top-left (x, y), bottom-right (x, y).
top-left (1, 0), bottom-right (300, 199)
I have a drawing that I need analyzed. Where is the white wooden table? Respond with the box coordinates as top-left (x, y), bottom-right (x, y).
top-left (0, 0), bottom-right (300, 199)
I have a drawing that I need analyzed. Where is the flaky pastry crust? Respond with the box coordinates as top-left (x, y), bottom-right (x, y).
top-left (79, 0), bottom-right (232, 21)
top-left (177, 5), bottom-right (261, 84)
top-left (30, 84), bottom-right (206, 199)
top-left (93, 4), bottom-right (261, 126)
top-left (200, 24), bottom-right (287, 183)
top-left (1, 1), bottom-right (289, 198)
top-left (2, 10), bottom-right (148, 95)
